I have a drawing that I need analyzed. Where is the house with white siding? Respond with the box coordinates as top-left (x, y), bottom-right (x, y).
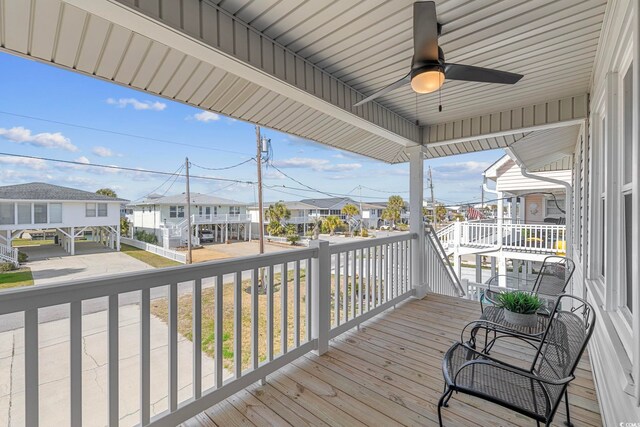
top-left (0, 182), bottom-right (126, 263)
top-left (128, 192), bottom-right (250, 247)
top-left (1, 0), bottom-right (638, 425)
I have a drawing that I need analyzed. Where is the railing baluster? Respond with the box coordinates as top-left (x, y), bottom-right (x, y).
top-left (215, 274), bottom-right (223, 388)
top-left (267, 265), bottom-right (274, 361)
top-left (294, 261), bottom-right (300, 348)
top-left (70, 301), bottom-right (82, 427)
top-left (335, 253), bottom-right (340, 326)
top-left (108, 295), bottom-right (119, 426)
top-left (251, 269), bottom-right (259, 370)
top-left (192, 280), bottom-right (202, 400)
top-left (169, 283), bottom-right (178, 412)
top-left (25, 308), bottom-right (39, 427)
top-left (306, 258), bottom-right (312, 342)
top-left (365, 247), bottom-right (370, 312)
top-left (350, 250), bottom-right (356, 319)
top-left (376, 245), bottom-right (381, 306)
top-left (386, 243), bottom-right (391, 302)
top-left (358, 248), bottom-right (363, 315)
top-left (343, 251), bottom-right (349, 321)
top-left (234, 271), bottom-right (242, 378)
top-left (141, 288), bottom-right (151, 424)
top-left (281, 264), bottom-right (288, 355)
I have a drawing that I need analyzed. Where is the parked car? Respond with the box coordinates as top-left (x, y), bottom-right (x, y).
top-left (199, 230), bottom-right (214, 243)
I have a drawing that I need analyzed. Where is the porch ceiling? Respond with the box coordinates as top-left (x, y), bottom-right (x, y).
top-left (508, 125), bottom-right (581, 172)
top-left (0, 0), bottom-right (606, 163)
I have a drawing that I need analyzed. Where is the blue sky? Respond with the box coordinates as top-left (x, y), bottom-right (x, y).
top-left (0, 52), bottom-right (503, 205)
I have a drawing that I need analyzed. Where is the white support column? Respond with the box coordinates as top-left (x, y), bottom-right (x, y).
top-left (491, 256), bottom-right (497, 277)
top-left (70, 226), bottom-right (75, 255)
top-left (475, 255), bottom-right (483, 283)
top-left (498, 255), bottom-right (507, 287)
top-left (310, 240), bottom-right (330, 355)
top-left (116, 224), bottom-right (121, 251)
top-left (408, 146), bottom-right (426, 297)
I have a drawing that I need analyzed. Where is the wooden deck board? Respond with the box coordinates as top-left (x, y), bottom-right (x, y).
top-left (183, 294), bottom-right (602, 427)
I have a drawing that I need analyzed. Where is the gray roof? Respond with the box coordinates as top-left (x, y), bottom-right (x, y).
top-left (131, 192), bottom-right (245, 206)
top-left (0, 182), bottom-right (128, 202)
top-left (299, 197), bottom-right (356, 209)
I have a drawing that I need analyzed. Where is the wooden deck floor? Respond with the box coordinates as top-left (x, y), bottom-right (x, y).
top-left (183, 294), bottom-right (602, 427)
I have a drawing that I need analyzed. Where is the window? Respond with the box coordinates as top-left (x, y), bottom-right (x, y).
top-left (97, 203), bottom-right (107, 217)
top-left (34, 203), bottom-right (47, 224)
top-left (229, 206), bottom-right (240, 215)
top-left (17, 203), bottom-right (31, 225)
top-left (49, 203), bottom-right (62, 223)
top-left (624, 194), bottom-right (633, 312)
top-left (622, 65), bottom-right (633, 185)
top-left (0, 203), bottom-right (15, 225)
top-left (544, 197), bottom-right (565, 217)
top-left (169, 206), bottom-right (185, 218)
top-left (86, 203), bottom-right (97, 217)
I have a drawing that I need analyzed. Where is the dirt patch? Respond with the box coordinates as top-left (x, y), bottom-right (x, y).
top-left (190, 246), bottom-right (231, 263)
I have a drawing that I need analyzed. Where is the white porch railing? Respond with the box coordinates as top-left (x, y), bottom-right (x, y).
top-left (438, 220), bottom-right (567, 254)
top-left (0, 233), bottom-right (445, 426)
top-left (192, 214), bottom-right (251, 224)
top-left (121, 237), bottom-right (187, 263)
top-left (0, 242), bottom-right (19, 266)
top-left (425, 227), bottom-right (466, 297)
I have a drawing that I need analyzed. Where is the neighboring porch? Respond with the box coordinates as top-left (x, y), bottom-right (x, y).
top-left (183, 294), bottom-right (600, 427)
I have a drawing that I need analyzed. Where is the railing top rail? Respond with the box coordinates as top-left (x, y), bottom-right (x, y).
top-left (327, 232), bottom-right (416, 254)
top-left (0, 246), bottom-right (318, 315)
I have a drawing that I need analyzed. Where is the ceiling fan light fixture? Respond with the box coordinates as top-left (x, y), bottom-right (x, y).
top-left (410, 66), bottom-right (445, 94)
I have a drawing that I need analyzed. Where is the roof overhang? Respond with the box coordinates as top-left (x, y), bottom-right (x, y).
top-left (0, 0), bottom-right (605, 163)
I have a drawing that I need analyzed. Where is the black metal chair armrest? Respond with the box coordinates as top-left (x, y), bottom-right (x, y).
top-left (454, 358), bottom-right (574, 387)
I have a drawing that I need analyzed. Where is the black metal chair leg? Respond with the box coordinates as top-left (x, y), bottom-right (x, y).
top-left (437, 388), bottom-right (453, 426)
top-left (564, 388), bottom-right (574, 427)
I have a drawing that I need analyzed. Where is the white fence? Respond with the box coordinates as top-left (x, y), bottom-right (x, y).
top-left (121, 237), bottom-right (187, 263)
top-left (0, 233), bottom-right (448, 426)
top-left (0, 243), bottom-right (19, 266)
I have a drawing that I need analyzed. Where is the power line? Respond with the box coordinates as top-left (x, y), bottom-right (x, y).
top-left (0, 152), bottom-right (255, 184)
top-left (0, 110), bottom-right (251, 156)
top-left (131, 164), bottom-right (184, 202)
top-left (190, 158), bottom-right (256, 171)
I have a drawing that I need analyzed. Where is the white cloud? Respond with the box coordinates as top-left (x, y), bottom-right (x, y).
top-left (0, 156), bottom-right (48, 170)
top-left (92, 146), bottom-right (115, 157)
top-left (435, 161), bottom-right (491, 174)
top-left (264, 170), bottom-right (286, 180)
top-left (75, 156), bottom-right (91, 164)
top-left (106, 97), bottom-right (167, 111)
top-left (272, 157), bottom-right (362, 172)
top-left (0, 126), bottom-right (78, 151)
top-left (193, 111), bottom-right (220, 122)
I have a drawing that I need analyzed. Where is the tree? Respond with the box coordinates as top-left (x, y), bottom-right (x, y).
top-left (323, 215), bottom-right (342, 235)
top-left (120, 217), bottom-right (130, 237)
top-left (341, 204), bottom-right (359, 235)
top-left (435, 203), bottom-right (447, 222)
top-left (265, 201), bottom-right (291, 236)
top-left (96, 188), bottom-right (118, 198)
top-left (381, 195), bottom-right (405, 227)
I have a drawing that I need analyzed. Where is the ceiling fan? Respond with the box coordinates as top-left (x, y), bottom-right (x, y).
top-left (354, 1), bottom-right (523, 107)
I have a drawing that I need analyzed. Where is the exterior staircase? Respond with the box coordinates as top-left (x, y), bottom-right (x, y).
top-left (0, 243), bottom-right (19, 267)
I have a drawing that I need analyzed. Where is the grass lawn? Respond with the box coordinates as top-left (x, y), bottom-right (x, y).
top-left (151, 268), bottom-right (375, 372)
top-left (0, 268), bottom-right (34, 289)
top-left (121, 244), bottom-right (181, 268)
top-left (12, 238), bottom-right (54, 246)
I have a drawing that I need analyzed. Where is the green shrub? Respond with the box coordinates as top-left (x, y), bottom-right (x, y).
top-left (286, 234), bottom-right (300, 245)
top-left (134, 230), bottom-right (158, 244)
top-left (17, 252), bottom-right (28, 263)
top-left (396, 223), bottom-right (409, 231)
top-left (496, 291), bottom-right (542, 314)
top-left (360, 228), bottom-right (369, 238)
top-left (0, 262), bottom-right (16, 272)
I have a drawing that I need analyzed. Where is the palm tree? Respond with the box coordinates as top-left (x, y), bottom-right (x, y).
top-left (96, 188), bottom-right (117, 198)
top-left (265, 201), bottom-right (291, 236)
top-left (323, 215), bottom-right (342, 236)
top-left (341, 204), bottom-right (359, 235)
top-left (381, 195), bottom-right (405, 228)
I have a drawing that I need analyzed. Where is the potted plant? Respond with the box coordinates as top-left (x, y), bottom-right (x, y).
top-left (495, 291), bottom-right (543, 328)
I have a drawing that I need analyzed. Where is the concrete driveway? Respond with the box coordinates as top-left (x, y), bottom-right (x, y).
top-left (20, 242), bottom-right (151, 286)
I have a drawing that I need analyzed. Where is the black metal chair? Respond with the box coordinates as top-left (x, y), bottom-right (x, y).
top-left (438, 294), bottom-right (595, 427)
top-left (481, 255), bottom-right (576, 314)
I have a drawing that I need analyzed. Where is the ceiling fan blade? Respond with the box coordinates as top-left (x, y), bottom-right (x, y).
top-left (444, 63), bottom-right (523, 84)
top-left (413, 1), bottom-right (439, 61)
top-left (353, 73), bottom-right (411, 107)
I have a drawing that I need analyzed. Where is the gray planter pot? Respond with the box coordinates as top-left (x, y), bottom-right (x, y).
top-left (503, 309), bottom-right (538, 328)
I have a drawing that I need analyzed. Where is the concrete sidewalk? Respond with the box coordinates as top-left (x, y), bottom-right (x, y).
top-left (0, 305), bottom-right (231, 426)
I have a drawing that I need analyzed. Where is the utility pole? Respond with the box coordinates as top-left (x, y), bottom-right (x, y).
top-left (481, 184), bottom-right (485, 209)
top-left (428, 166), bottom-right (437, 230)
top-left (256, 125), bottom-right (265, 256)
top-left (185, 157), bottom-right (193, 264)
top-left (358, 185), bottom-right (363, 233)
